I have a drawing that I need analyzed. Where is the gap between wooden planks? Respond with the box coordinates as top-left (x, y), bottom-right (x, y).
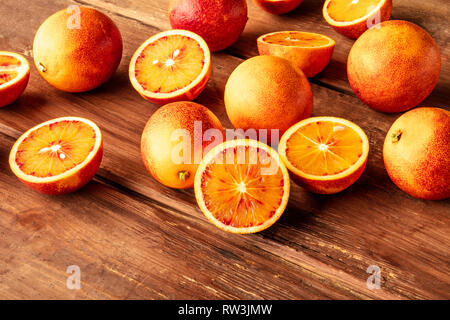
top-left (0, 0), bottom-right (449, 299)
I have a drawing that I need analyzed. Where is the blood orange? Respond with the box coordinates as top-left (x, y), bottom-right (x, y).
top-left (257, 31), bottom-right (335, 77)
top-left (9, 117), bottom-right (103, 195)
top-left (0, 51), bottom-right (30, 108)
top-left (194, 139), bottom-right (290, 234)
top-left (279, 117), bottom-right (369, 194)
top-left (129, 29), bottom-right (211, 105)
top-left (323, 0), bottom-right (392, 39)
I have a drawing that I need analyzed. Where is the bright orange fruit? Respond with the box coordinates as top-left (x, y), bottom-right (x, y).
top-left (9, 117), bottom-right (103, 195)
top-left (195, 139), bottom-right (290, 234)
top-left (383, 107), bottom-right (450, 200)
top-left (279, 117), bottom-right (369, 194)
top-left (257, 31), bottom-right (335, 77)
top-left (33, 7), bottom-right (123, 92)
top-left (129, 29), bottom-right (211, 105)
top-left (323, 0), bottom-right (392, 38)
top-left (0, 51), bottom-right (30, 108)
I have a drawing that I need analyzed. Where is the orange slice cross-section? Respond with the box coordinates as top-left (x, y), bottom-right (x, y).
top-left (0, 51), bottom-right (30, 107)
top-left (195, 139), bottom-right (290, 234)
top-left (9, 117), bottom-right (103, 195)
top-left (279, 117), bottom-right (369, 194)
top-left (129, 29), bottom-right (211, 105)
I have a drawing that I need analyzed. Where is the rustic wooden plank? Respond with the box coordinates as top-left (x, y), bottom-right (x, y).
top-left (76, 0), bottom-right (449, 108)
top-left (0, 132), bottom-right (401, 299)
top-left (0, 0), bottom-right (449, 299)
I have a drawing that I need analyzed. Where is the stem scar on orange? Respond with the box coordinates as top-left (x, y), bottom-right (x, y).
top-left (194, 139), bottom-right (290, 234)
top-left (9, 117), bottom-right (103, 195)
top-left (279, 117), bottom-right (369, 194)
top-left (129, 29), bottom-right (211, 105)
top-left (0, 51), bottom-right (30, 108)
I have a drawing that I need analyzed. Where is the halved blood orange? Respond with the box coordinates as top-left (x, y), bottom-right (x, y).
top-left (323, 0), bottom-right (392, 39)
top-left (0, 51), bottom-right (30, 108)
top-left (129, 29), bottom-right (211, 105)
top-left (194, 139), bottom-right (290, 234)
top-left (257, 31), bottom-right (335, 77)
top-left (279, 117), bottom-right (369, 194)
top-left (9, 117), bottom-right (103, 195)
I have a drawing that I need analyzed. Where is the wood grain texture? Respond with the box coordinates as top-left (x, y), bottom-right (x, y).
top-left (0, 0), bottom-right (449, 299)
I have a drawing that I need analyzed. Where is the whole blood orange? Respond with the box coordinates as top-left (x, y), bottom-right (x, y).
top-left (279, 117), bottom-right (369, 194)
top-left (257, 31), bottom-right (335, 77)
top-left (129, 30), bottom-right (211, 105)
top-left (141, 101), bottom-right (224, 189)
top-left (348, 20), bottom-right (441, 113)
top-left (194, 139), bottom-right (290, 234)
top-left (33, 6), bottom-right (123, 92)
top-left (383, 107), bottom-right (449, 200)
top-left (253, 0), bottom-right (304, 15)
top-left (225, 56), bottom-right (313, 142)
top-left (169, 0), bottom-right (248, 52)
top-left (0, 52), bottom-right (30, 108)
top-left (9, 117), bottom-right (103, 195)
top-left (323, 0), bottom-right (392, 39)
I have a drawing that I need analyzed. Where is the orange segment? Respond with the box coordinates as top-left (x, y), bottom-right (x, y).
top-left (129, 29), bottom-right (211, 105)
top-left (15, 120), bottom-right (97, 177)
top-left (323, 0), bottom-right (392, 39)
top-left (257, 31), bottom-right (335, 77)
top-left (279, 117), bottom-right (369, 194)
top-left (9, 117), bottom-right (103, 195)
top-left (195, 139), bottom-right (290, 234)
top-left (0, 51), bottom-right (30, 108)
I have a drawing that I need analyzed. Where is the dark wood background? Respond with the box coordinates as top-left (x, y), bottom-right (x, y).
top-left (0, 0), bottom-right (448, 299)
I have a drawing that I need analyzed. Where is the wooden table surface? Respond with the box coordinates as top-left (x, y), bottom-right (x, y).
top-left (0, 0), bottom-right (449, 300)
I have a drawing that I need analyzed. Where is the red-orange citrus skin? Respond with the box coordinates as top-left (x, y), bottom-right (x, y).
top-left (33, 7), bottom-right (123, 92)
top-left (225, 56), bottom-right (313, 142)
top-left (348, 20), bottom-right (441, 113)
top-left (383, 107), bottom-right (450, 200)
top-left (141, 101), bottom-right (224, 189)
top-left (169, 0), bottom-right (248, 52)
top-left (290, 160), bottom-right (367, 194)
top-left (18, 145), bottom-right (103, 195)
top-left (253, 0), bottom-right (303, 15)
top-left (0, 73), bottom-right (30, 108)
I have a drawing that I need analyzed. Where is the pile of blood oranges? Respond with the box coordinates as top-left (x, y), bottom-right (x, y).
top-left (2, 1), bottom-right (447, 238)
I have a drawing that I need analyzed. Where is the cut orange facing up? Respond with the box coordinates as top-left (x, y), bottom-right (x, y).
top-left (194, 139), bottom-right (290, 234)
top-left (129, 29), bottom-right (211, 105)
top-left (279, 117), bottom-right (369, 194)
top-left (257, 31), bottom-right (335, 77)
top-left (323, 0), bottom-right (392, 39)
top-left (9, 117), bottom-right (103, 195)
top-left (0, 51), bottom-right (30, 108)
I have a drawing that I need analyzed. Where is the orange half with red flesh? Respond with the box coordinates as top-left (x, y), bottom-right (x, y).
top-left (195, 139), bottom-right (290, 234)
top-left (9, 117), bottom-right (103, 195)
top-left (0, 51), bottom-right (30, 108)
top-left (129, 29), bottom-right (211, 105)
